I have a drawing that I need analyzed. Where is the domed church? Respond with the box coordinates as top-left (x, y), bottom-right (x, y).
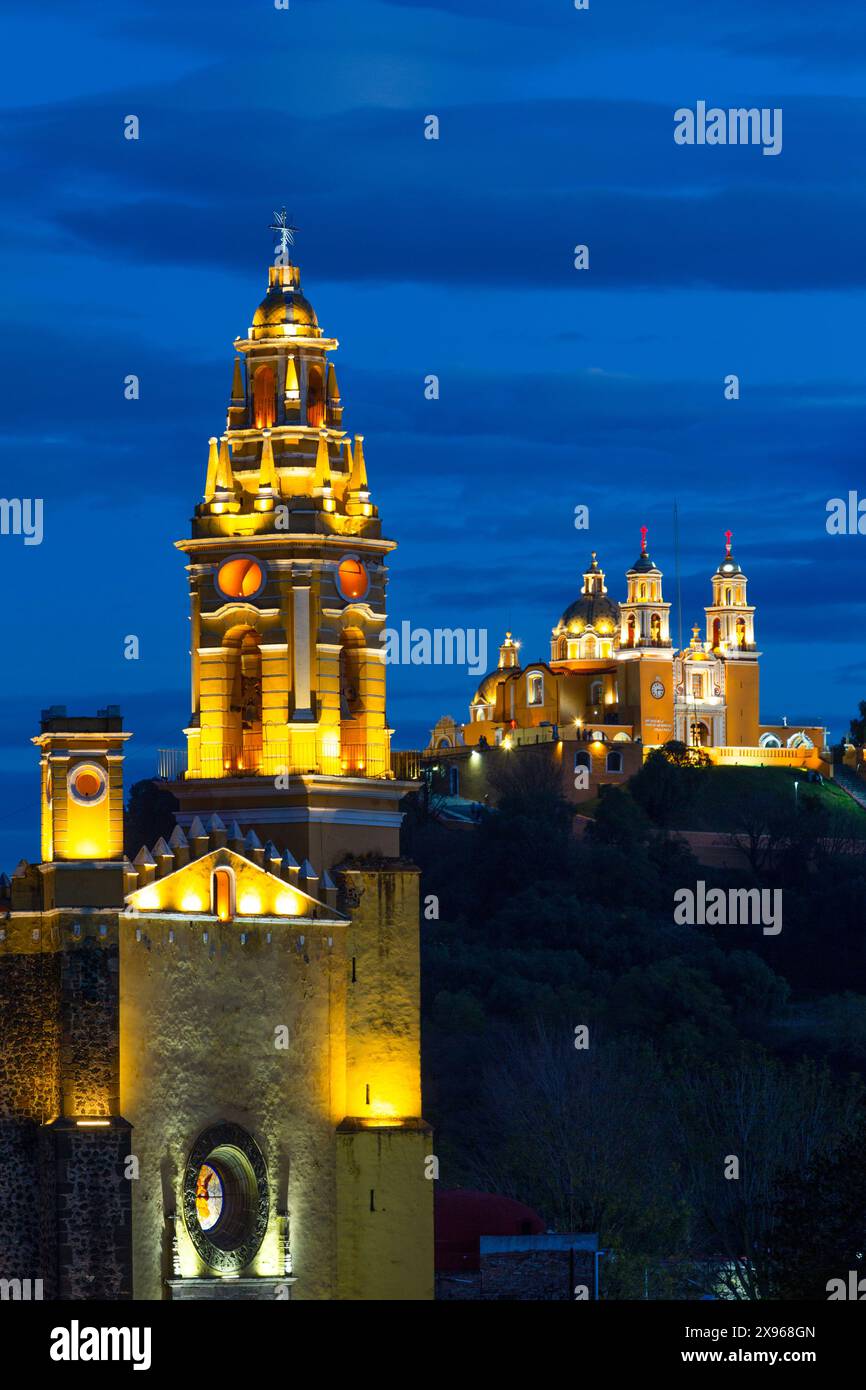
top-left (431, 530), bottom-right (827, 778)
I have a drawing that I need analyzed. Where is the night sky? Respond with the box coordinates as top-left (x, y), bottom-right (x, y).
top-left (1, 0), bottom-right (865, 863)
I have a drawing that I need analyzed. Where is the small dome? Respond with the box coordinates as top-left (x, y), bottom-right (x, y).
top-left (557, 591), bottom-right (619, 633)
top-left (715, 553), bottom-right (743, 578)
top-left (253, 285), bottom-right (318, 331)
top-left (472, 667), bottom-right (512, 707)
top-left (250, 264), bottom-right (320, 339)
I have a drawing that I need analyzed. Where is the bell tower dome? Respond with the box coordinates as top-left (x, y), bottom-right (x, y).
top-left (619, 527), bottom-right (672, 650)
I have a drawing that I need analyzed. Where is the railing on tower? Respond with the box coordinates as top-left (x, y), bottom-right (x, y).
top-left (156, 733), bottom-right (392, 781)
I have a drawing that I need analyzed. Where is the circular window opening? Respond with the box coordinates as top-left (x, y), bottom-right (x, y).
top-left (216, 555), bottom-right (266, 601)
top-left (183, 1124), bottom-right (268, 1273)
top-left (336, 556), bottom-right (369, 602)
top-left (67, 762), bottom-right (108, 806)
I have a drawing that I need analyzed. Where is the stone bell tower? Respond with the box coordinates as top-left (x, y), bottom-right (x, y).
top-left (129, 234), bottom-right (434, 1301)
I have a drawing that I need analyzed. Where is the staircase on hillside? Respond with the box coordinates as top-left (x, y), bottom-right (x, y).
top-left (831, 764), bottom-right (866, 811)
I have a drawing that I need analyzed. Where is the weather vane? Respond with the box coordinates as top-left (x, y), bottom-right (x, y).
top-left (270, 208), bottom-right (297, 265)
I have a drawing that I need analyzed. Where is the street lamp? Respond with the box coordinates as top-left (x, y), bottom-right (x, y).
top-left (794, 779), bottom-right (799, 810)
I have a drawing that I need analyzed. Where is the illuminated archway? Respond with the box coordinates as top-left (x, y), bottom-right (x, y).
top-left (253, 364), bottom-right (275, 430)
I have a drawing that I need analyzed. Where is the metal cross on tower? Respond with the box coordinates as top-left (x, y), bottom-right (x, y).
top-left (270, 208), bottom-right (297, 264)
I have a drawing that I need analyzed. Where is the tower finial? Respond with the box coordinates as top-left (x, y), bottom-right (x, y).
top-left (269, 207), bottom-right (297, 265)
top-left (640, 524), bottom-right (648, 554)
top-left (725, 528), bottom-right (732, 556)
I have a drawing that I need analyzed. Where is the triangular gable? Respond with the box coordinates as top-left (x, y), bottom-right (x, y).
top-left (125, 846), bottom-right (346, 921)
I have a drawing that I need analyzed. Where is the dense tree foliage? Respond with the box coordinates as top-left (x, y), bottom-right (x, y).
top-left (404, 751), bottom-right (866, 1299)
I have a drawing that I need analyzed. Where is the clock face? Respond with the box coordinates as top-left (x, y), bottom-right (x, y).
top-left (651, 680), bottom-right (665, 699)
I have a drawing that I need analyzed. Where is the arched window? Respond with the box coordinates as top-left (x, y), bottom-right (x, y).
top-left (626, 614), bottom-right (636, 648)
top-left (574, 750), bottom-right (591, 771)
top-left (584, 636), bottom-right (597, 658)
top-left (759, 732), bottom-right (782, 749)
top-left (306, 365), bottom-right (325, 427)
top-left (650, 613), bottom-right (661, 645)
top-left (225, 627), bottom-right (263, 772)
top-left (725, 587), bottom-right (732, 606)
top-left (712, 618), bottom-right (721, 648)
top-left (606, 750), bottom-right (623, 773)
top-left (339, 630), bottom-right (364, 721)
top-left (589, 679), bottom-right (602, 707)
top-left (639, 583), bottom-right (646, 601)
top-left (212, 868), bottom-right (234, 921)
top-left (736, 616), bottom-right (746, 648)
top-left (253, 365), bottom-right (275, 430)
top-left (527, 672), bottom-right (544, 706)
top-left (787, 732), bottom-right (814, 750)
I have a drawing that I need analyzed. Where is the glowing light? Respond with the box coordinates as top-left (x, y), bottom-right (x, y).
top-left (72, 840), bottom-right (102, 859)
top-left (276, 891), bottom-right (301, 916)
top-left (181, 892), bottom-right (204, 913)
top-left (238, 891), bottom-right (262, 915)
top-left (502, 736), bottom-right (513, 751)
top-left (470, 750), bottom-right (481, 762)
top-left (76, 1119), bottom-right (110, 1128)
top-left (136, 887), bottom-right (159, 910)
top-left (369, 1099), bottom-right (397, 1119)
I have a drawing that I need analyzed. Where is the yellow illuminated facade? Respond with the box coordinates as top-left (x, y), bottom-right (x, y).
top-left (433, 531), bottom-right (828, 770)
top-left (178, 261), bottom-right (391, 788)
top-left (0, 247), bottom-right (433, 1303)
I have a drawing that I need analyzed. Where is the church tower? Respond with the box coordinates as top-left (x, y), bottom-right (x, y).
top-left (618, 528), bottom-right (674, 746)
top-left (704, 531), bottom-right (761, 746)
top-left (168, 247), bottom-right (410, 869)
top-left (118, 234), bottom-right (433, 1301)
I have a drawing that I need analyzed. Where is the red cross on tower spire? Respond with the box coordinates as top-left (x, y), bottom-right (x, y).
top-left (640, 524), bottom-right (648, 554)
top-left (725, 529), bottom-right (732, 556)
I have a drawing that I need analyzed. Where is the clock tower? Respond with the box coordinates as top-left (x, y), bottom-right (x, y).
top-left (618, 528), bottom-right (675, 746)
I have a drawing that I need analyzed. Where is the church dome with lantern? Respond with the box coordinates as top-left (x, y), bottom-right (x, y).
top-left (251, 265), bottom-right (320, 339)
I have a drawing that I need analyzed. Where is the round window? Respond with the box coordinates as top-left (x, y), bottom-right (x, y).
top-left (336, 556), bottom-right (369, 602)
top-left (183, 1123), bottom-right (269, 1273)
top-left (67, 762), bottom-right (108, 806)
top-left (216, 555), bottom-right (266, 601)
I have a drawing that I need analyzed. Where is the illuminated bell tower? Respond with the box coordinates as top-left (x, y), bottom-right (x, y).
top-left (618, 528), bottom-right (675, 746)
top-left (154, 233), bottom-right (433, 1301)
top-left (619, 527), bottom-right (672, 651)
top-left (705, 531), bottom-right (761, 746)
top-left (170, 244), bottom-right (410, 867)
top-left (705, 531), bottom-right (757, 653)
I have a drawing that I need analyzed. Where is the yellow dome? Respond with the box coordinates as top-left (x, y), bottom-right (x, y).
top-left (251, 265), bottom-right (320, 338)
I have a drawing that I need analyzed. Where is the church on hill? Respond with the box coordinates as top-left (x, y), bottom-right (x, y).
top-left (428, 530), bottom-right (828, 801)
top-left (0, 234), bottom-right (433, 1301)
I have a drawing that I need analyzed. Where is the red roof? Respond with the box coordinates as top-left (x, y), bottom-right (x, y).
top-left (435, 1188), bottom-right (546, 1271)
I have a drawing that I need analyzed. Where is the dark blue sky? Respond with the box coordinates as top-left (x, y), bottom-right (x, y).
top-left (1, 0), bottom-right (865, 863)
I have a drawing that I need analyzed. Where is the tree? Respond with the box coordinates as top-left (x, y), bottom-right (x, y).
top-left (765, 1119), bottom-right (866, 1299)
top-left (667, 1057), bottom-right (862, 1299)
top-left (465, 1024), bottom-right (690, 1297)
top-left (849, 700), bottom-right (866, 746)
